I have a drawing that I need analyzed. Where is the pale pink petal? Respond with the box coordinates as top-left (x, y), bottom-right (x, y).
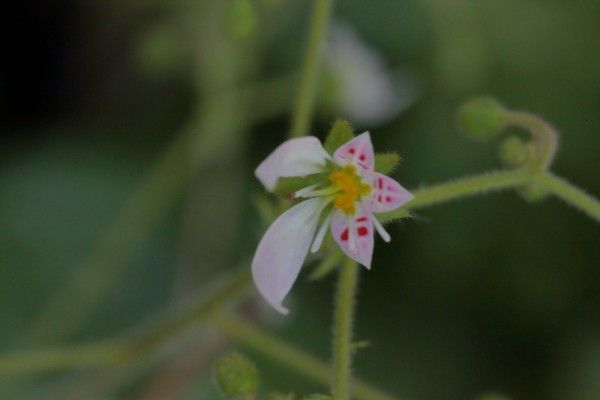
top-left (251, 198), bottom-right (326, 314)
top-left (368, 172), bottom-right (414, 212)
top-left (333, 131), bottom-right (374, 172)
top-left (330, 206), bottom-right (374, 269)
top-left (255, 137), bottom-right (330, 191)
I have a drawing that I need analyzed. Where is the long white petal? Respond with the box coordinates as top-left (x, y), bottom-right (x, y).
top-left (251, 198), bottom-right (326, 314)
top-left (255, 137), bottom-right (330, 191)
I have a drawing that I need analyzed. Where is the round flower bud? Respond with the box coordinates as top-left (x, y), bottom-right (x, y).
top-left (519, 182), bottom-right (550, 203)
top-left (498, 136), bottom-right (531, 167)
top-left (212, 352), bottom-right (259, 397)
top-left (457, 97), bottom-right (506, 141)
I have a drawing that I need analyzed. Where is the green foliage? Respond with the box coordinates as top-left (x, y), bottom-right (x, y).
top-left (457, 97), bottom-right (507, 141)
top-left (300, 395), bottom-right (333, 400)
top-left (374, 152), bottom-right (401, 174)
top-left (266, 393), bottom-right (295, 400)
top-left (273, 173), bottom-right (328, 197)
top-left (324, 119), bottom-right (355, 154)
top-left (223, 0), bottom-right (258, 39)
top-left (498, 135), bottom-right (532, 167)
top-left (212, 352), bottom-right (259, 398)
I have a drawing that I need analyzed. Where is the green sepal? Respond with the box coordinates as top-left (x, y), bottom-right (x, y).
top-left (378, 206), bottom-right (412, 224)
top-left (272, 173), bottom-right (328, 197)
top-left (374, 152), bottom-right (401, 174)
top-left (324, 119), bottom-right (355, 155)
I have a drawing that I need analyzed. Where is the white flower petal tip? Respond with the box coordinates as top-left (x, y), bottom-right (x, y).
top-left (255, 137), bottom-right (330, 191)
top-left (333, 131), bottom-right (375, 172)
top-left (370, 173), bottom-right (414, 212)
top-left (251, 198), bottom-right (326, 314)
top-left (330, 208), bottom-right (374, 269)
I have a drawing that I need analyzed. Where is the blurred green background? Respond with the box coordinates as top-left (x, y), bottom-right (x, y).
top-left (1, 1), bottom-right (599, 399)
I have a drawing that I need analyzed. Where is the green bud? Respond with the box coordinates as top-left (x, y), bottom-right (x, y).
top-left (519, 182), bottom-right (550, 203)
top-left (498, 136), bottom-right (532, 167)
top-left (374, 152), bottom-right (401, 174)
top-left (212, 352), bottom-right (259, 397)
top-left (324, 119), bottom-right (355, 155)
top-left (457, 97), bottom-right (506, 141)
top-left (223, 0), bottom-right (258, 39)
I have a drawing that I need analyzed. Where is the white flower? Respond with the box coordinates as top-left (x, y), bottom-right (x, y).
top-left (252, 133), bottom-right (413, 313)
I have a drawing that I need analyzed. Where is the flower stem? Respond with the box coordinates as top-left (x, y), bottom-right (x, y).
top-left (289, 0), bottom-right (335, 138)
top-left (332, 257), bottom-right (360, 400)
top-left (536, 172), bottom-right (600, 222)
top-left (503, 110), bottom-right (559, 170)
top-left (212, 315), bottom-right (399, 400)
top-left (378, 168), bottom-right (533, 222)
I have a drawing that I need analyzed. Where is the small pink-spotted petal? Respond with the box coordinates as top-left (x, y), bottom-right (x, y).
top-left (255, 137), bottom-right (330, 191)
top-left (251, 198), bottom-right (326, 314)
top-left (368, 172), bottom-right (414, 212)
top-left (330, 206), bottom-right (374, 269)
top-left (333, 131), bottom-right (374, 172)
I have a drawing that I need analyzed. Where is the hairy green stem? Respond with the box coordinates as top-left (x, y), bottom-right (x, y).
top-left (504, 110), bottom-right (559, 170)
top-left (332, 257), bottom-right (360, 400)
top-left (379, 169), bottom-right (533, 222)
top-left (536, 172), bottom-right (600, 222)
top-left (212, 315), bottom-right (398, 400)
top-left (289, 0), bottom-right (335, 138)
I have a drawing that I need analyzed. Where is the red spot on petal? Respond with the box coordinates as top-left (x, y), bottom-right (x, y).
top-left (341, 228), bottom-right (349, 241)
top-left (386, 196), bottom-right (392, 202)
top-left (348, 148), bottom-right (355, 154)
top-left (377, 195), bottom-right (382, 202)
top-left (357, 227), bottom-right (369, 236)
top-left (356, 217), bottom-right (368, 222)
top-left (378, 178), bottom-right (383, 188)
top-left (359, 154), bottom-right (366, 161)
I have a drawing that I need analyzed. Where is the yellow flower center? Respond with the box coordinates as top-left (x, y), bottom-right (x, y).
top-left (328, 165), bottom-right (371, 215)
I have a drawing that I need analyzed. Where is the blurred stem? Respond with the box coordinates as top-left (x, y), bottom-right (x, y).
top-left (0, 277), bottom-right (399, 400)
top-left (332, 257), bottom-right (360, 400)
top-left (289, 0), bottom-right (335, 138)
top-left (23, 74), bottom-right (295, 346)
top-left (212, 315), bottom-right (398, 400)
top-left (536, 172), bottom-right (600, 222)
top-left (0, 268), bottom-right (251, 375)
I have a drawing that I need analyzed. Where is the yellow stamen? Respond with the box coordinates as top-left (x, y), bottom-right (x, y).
top-left (328, 165), bottom-right (371, 215)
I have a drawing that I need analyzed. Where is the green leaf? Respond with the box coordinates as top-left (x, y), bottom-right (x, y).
top-left (374, 152), bottom-right (401, 174)
top-left (272, 173), bottom-right (327, 197)
top-left (324, 119), bottom-right (355, 154)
